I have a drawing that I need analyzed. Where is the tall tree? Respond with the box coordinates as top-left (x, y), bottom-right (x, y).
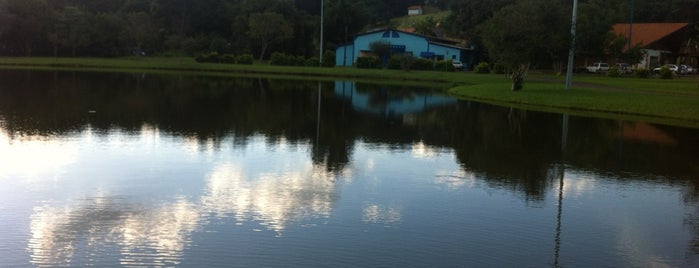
top-left (325, 0), bottom-right (370, 47)
top-left (248, 11), bottom-right (294, 61)
top-left (57, 6), bottom-right (91, 57)
top-left (0, 0), bottom-right (50, 56)
top-left (443, 0), bottom-right (515, 63)
top-left (575, 0), bottom-right (625, 64)
top-left (479, 0), bottom-right (569, 91)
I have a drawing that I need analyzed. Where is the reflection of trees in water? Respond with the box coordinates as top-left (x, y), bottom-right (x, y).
top-left (682, 179), bottom-right (699, 255)
top-left (429, 102), bottom-right (562, 201)
top-left (1, 70), bottom-right (698, 200)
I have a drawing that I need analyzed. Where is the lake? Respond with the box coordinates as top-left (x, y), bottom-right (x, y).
top-left (1, 70), bottom-right (698, 267)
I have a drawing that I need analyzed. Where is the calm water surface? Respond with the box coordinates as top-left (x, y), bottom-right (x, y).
top-left (0, 70), bottom-right (698, 267)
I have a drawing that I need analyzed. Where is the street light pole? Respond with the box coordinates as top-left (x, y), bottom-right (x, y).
top-left (565, 0), bottom-right (579, 90)
top-left (319, 0), bottom-right (324, 66)
top-left (628, 0), bottom-right (634, 50)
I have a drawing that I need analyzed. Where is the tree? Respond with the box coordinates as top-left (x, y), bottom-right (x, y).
top-left (325, 0), bottom-right (370, 46)
top-left (57, 6), bottom-right (91, 57)
top-left (369, 40), bottom-right (392, 67)
top-left (122, 11), bottom-right (158, 55)
top-left (248, 11), bottom-right (294, 61)
top-left (0, 0), bottom-right (50, 56)
top-left (443, 0), bottom-right (515, 64)
top-left (479, 0), bottom-right (569, 91)
top-left (575, 0), bottom-right (624, 64)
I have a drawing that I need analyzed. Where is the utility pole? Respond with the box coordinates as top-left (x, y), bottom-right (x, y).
top-left (565, 0), bottom-right (579, 90)
top-left (628, 0), bottom-right (634, 50)
top-left (319, 0), bottom-right (324, 66)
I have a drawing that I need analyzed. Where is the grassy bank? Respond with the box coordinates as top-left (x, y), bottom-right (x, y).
top-left (0, 56), bottom-right (472, 84)
top-left (1, 57), bottom-right (698, 128)
top-left (449, 79), bottom-right (699, 128)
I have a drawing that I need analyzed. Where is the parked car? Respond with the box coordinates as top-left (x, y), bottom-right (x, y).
top-left (586, 62), bottom-right (609, 73)
top-left (615, 63), bottom-right (632, 74)
top-left (452, 61), bottom-right (464, 70)
top-left (680, 65), bottom-right (696, 74)
top-left (653, 64), bottom-right (680, 73)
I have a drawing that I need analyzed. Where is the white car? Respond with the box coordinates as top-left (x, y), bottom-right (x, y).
top-left (586, 62), bottom-right (609, 73)
top-left (452, 61), bottom-right (464, 70)
top-left (653, 64), bottom-right (679, 73)
top-left (680, 65), bottom-right (696, 74)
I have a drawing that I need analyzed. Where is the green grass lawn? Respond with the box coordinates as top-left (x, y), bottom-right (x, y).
top-left (1, 57), bottom-right (697, 128)
top-left (450, 74), bottom-right (699, 128)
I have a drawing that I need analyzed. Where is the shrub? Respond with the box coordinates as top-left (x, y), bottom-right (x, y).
top-left (400, 55), bottom-right (415, 71)
top-left (387, 55), bottom-right (402, 70)
top-left (412, 58), bottom-right (433, 70)
top-left (493, 64), bottom-right (506, 74)
top-left (294, 55), bottom-right (306, 66)
top-left (270, 52), bottom-right (290, 66)
top-left (475, 62), bottom-right (490, 73)
top-left (435, 60), bottom-right (455, 72)
top-left (220, 54), bottom-right (236, 64)
top-left (634, 68), bottom-right (650, 78)
top-left (606, 67), bottom-right (621, 77)
top-left (305, 57), bottom-right (320, 67)
top-left (195, 51), bottom-right (220, 63)
top-left (236, 54), bottom-right (254, 65)
top-left (355, 57), bottom-right (380, 69)
top-left (322, 50), bottom-right (335, 67)
top-left (659, 66), bottom-right (674, 79)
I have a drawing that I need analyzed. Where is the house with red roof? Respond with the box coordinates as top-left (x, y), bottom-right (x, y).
top-left (408, 5), bottom-right (423, 16)
top-left (612, 23), bottom-right (697, 69)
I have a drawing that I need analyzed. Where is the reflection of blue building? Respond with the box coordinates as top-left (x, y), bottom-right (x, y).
top-left (334, 81), bottom-right (457, 118)
top-left (335, 29), bottom-right (470, 67)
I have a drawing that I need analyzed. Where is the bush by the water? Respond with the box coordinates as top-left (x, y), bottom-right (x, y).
top-left (475, 62), bottom-right (490, 73)
top-left (634, 68), bottom-right (650, 78)
top-left (369, 55), bottom-right (455, 72)
top-left (355, 57), bottom-right (381, 69)
top-left (322, 50), bottom-right (335, 67)
top-left (195, 51), bottom-right (221, 63)
top-left (607, 67), bottom-right (621, 77)
top-left (658, 66), bottom-right (674, 79)
top-left (493, 64), bottom-right (506, 74)
top-left (196, 52), bottom-right (254, 65)
top-left (236, 54), bottom-right (254, 65)
top-left (270, 52), bottom-right (322, 67)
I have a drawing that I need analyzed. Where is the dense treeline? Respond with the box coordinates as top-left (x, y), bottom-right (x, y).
top-left (0, 0), bottom-right (423, 57)
top-left (444, 0), bottom-right (699, 66)
top-left (0, 0), bottom-right (696, 60)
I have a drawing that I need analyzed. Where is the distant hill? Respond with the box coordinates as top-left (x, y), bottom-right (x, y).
top-left (388, 6), bottom-right (457, 43)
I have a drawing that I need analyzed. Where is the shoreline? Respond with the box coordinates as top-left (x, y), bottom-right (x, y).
top-left (1, 57), bottom-right (697, 129)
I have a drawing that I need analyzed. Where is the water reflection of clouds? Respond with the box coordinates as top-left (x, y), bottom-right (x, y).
top-left (22, 130), bottom-right (345, 265)
top-left (561, 171), bottom-right (597, 198)
top-left (434, 169), bottom-right (478, 190)
top-left (28, 196), bottom-right (200, 267)
top-left (0, 130), bottom-right (78, 181)
top-left (201, 163), bottom-right (339, 233)
top-left (362, 203), bottom-right (402, 225)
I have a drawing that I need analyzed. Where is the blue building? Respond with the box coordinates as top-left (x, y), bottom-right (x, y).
top-left (334, 81), bottom-right (457, 119)
top-left (335, 29), bottom-right (469, 67)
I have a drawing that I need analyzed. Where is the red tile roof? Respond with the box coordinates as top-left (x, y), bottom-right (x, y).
top-left (612, 23), bottom-right (689, 47)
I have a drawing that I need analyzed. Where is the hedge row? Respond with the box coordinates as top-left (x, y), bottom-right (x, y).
top-left (356, 56), bottom-right (456, 72)
top-left (270, 51), bottom-right (336, 67)
top-left (195, 52), bottom-right (253, 64)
